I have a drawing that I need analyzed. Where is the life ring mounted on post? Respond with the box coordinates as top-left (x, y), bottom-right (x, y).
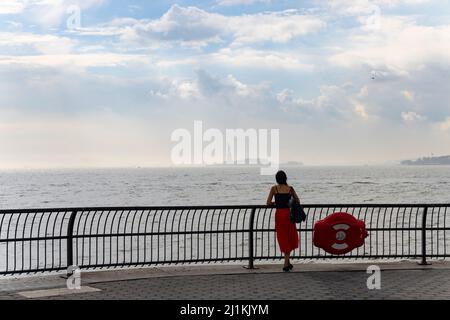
top-left (313, 212), bottom-right (369, 255)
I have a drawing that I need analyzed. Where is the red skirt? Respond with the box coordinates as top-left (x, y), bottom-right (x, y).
top-left (275, 208), bottom-right (299, 254)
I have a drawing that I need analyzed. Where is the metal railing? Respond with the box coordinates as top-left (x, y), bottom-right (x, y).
top-left (1, 204), bottom-right (449, 275)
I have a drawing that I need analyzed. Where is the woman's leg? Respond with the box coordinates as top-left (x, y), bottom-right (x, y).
top-left (284, 252), bottom-right (290, 267)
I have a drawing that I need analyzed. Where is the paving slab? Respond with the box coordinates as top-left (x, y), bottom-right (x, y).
top-left (0, 260), bottom-right (449, 300)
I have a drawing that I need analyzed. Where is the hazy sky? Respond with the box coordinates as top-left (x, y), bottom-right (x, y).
top-left (0, 0), bottom-right (449, 168)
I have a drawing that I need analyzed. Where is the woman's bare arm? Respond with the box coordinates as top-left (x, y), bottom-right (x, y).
top-left (290, 187), bottom-right (300, 202)
top-left (266, 186), bottom-right (275, 206)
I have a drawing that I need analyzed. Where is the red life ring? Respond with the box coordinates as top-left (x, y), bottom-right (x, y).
top-left (313, 212), bottom-right (369, 255)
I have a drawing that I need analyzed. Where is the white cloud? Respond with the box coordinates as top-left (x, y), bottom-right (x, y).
top-left (0, 0), bottom-right (25, 14)
top-left (5, 20), bottom-right (23, 30)
top-left (128, 4), bottom-right (142, 13)
top-left (326, 0), bottom-right (379, 16)
top-left (71, 18), bottom-right (141, 37)
top-left (323, 0), bottom-right (435, 34)
top-left (353, 102), bottom-right (369, 119)
top-left (375, 0), bottom-right (432, 7)
top-left (151, 70), bottom-right (270, 102)
top-left (438, 117), bottom-right (450, 132)
top-left (174, 81), bottom-right (200, 99)
top-left (358, 85), bottom-right (369, 98)
top-left (401, 90), bottom-right (415, 102)
top-left (208, 48), bottom-right (315, 71)
top-left (329, 16), bottom-right (450, 73)
top-left (34, 0), bottom-right (106, 27)
top-left (130, 5), bottom-right (225, 45)
top-left (87, 5), bottom-right (325, 47)
top-left (150, 79), bottom-right (201, 100)
top-left (217, 0), bottom-right (271, 6)
top-left (440, 118), bottom-right (450, 132)
top-left (0, 32), bottom-right (75, 54)
top-left (401, 111), bottom-right (425, 122)
top-left (0, 53), bottom-right (149, 68)
top-left (0, 0), bottom-right (106, 26)
top-left (276, 84), bottom-right (374, 121)
top-left (0, 29), bottom-right (152, 69)
top-left (325, 0), bottom-right (432, 15)
top-left (228, 10), bottom-right (326, 44)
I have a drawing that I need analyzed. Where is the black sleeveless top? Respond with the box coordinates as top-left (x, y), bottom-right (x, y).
top-left (274, 186), bottom-right (292, 209)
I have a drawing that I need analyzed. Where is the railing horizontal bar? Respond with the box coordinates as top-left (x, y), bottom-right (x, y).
top-left (0, 267), bottom-right (68, 275)
top-left (76, 258), bottom-right (248, 269)
top-left (256, 227), bottom-right (446, 233)
top-left (423, 255), bottom-right (450, 258)
top-left (0, 205), bottom-right (261, 213)
top-left (3, 227), bottom-right (450, 243)
top-left (1, 203), bottom-right (450, 214)
top-left (255, 255), bottom-right (424, 259)
top-left (0, 236), bottom-right (69, 242)
top-left (71, 230), bottom-right (251, 238)
top-left (0, 230), bottom-right (251, 242)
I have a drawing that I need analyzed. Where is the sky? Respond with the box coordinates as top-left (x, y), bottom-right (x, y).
top-left (0, 0), bottom-right (449, 168)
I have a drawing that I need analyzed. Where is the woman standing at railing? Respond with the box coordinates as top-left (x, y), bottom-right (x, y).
top-left (266, 170), bottom-right (300, 272)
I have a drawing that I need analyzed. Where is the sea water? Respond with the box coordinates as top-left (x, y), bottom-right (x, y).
top-left (1, 165), bottom-right (449, 209)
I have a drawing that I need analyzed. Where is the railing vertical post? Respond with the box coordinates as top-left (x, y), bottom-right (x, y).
top-left (67, 210), bottom-right (77, 270)
top-left (244, 208), bottom-right (256, 269)
top-left (419, 206), bottom-right (431, 265)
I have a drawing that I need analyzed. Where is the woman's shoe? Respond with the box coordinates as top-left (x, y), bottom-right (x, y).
top-left (282, 266), bottom-right (290, 272)
top-left (288, 264), bottom-right (293, 270)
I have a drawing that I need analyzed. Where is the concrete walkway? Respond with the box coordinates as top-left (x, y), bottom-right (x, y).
top-left (1, 261), bottom-right (450, 300)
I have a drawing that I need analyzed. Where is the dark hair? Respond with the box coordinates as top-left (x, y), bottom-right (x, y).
top-left (275, 170), bottom-right (287, 185)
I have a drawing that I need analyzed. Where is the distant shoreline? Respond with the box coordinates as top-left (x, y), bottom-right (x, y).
top-left (401, 155), bottom-right (450, 166)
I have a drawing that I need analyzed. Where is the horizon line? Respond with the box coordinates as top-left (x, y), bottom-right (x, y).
top-left (0, 163), bottom-right (407, 171)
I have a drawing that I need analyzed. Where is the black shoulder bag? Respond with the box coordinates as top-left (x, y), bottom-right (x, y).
top-left (289, 187), bottom-right (306, 223)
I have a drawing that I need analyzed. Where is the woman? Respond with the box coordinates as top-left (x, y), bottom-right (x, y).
top-left (266, 170), bottom-right (300, 272)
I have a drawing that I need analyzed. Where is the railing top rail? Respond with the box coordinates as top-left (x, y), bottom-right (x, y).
top-left (0, 203), bottom-right (449, 214)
